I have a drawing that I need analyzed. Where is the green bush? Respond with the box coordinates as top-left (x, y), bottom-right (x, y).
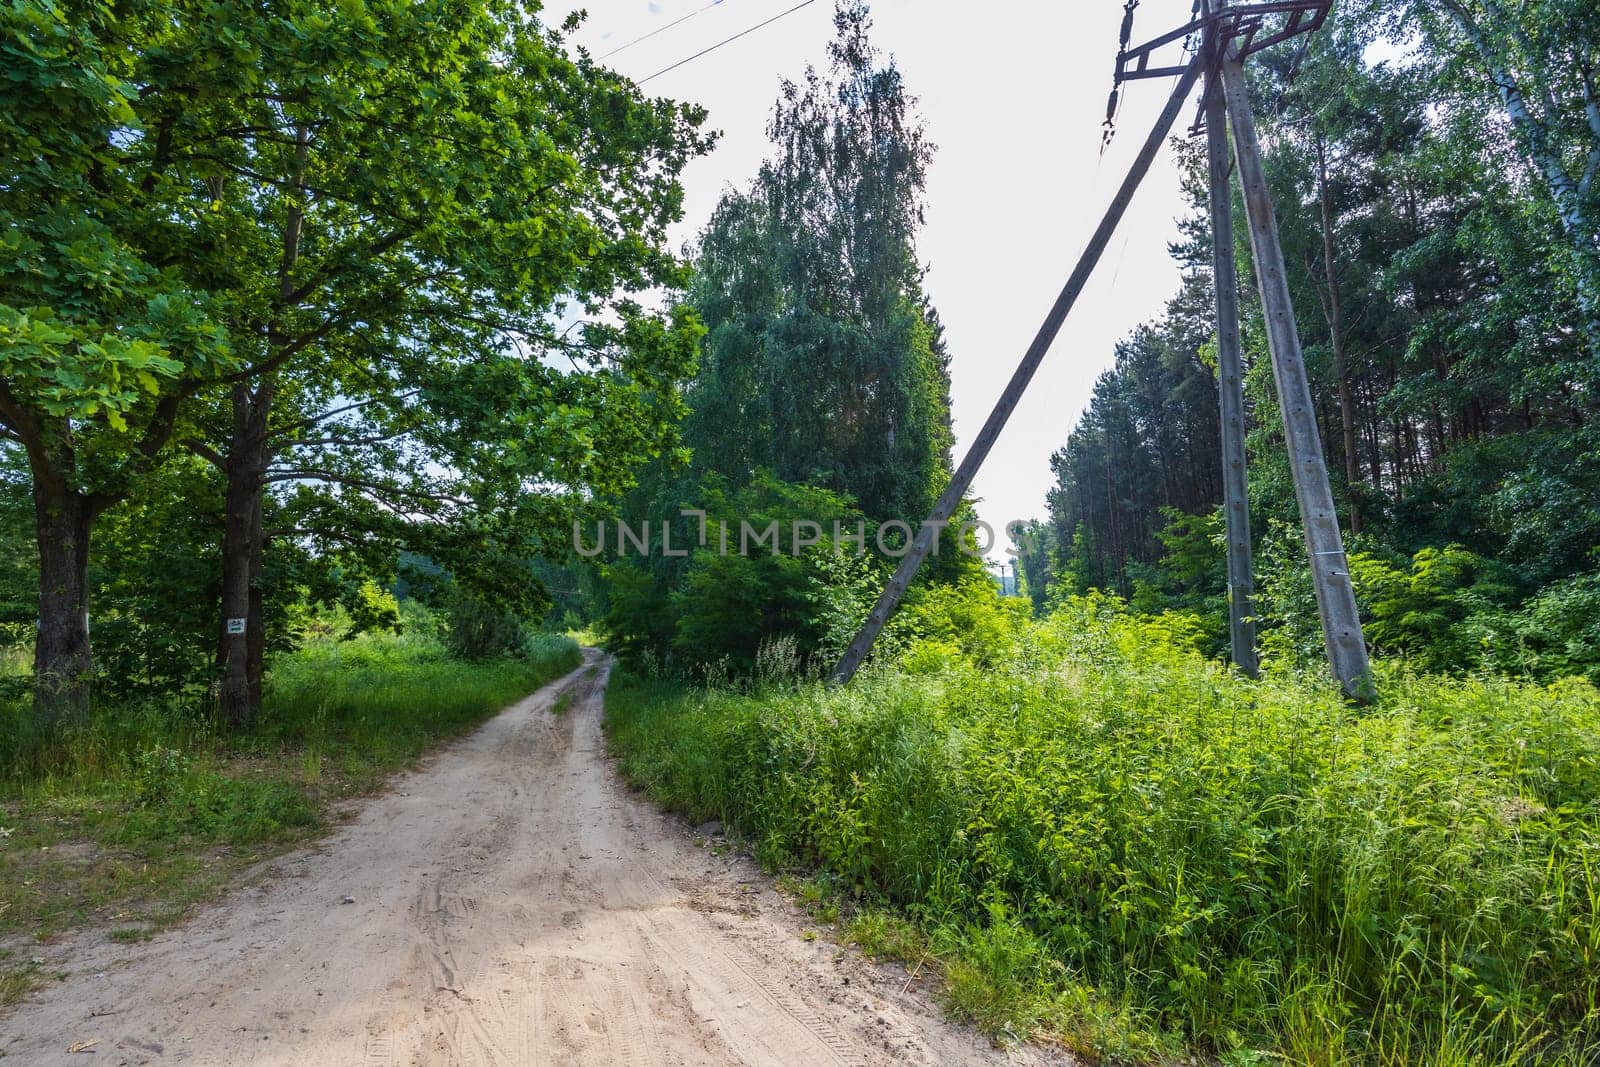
top-left (445, 593), bottom-right (528, 660)
top-left (132, 745), bottom-right (191, 807)
top-left (1469, 571), bottom-right (1600, 685)
top-left (605, 601), bottom-right (1600, 1064)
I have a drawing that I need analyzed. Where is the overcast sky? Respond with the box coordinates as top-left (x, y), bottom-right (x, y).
top-left (564, 0), bottom-right (1206, 548)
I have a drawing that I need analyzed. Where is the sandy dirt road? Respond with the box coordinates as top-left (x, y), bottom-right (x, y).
top-left (2, 651), bottom-right (1059, 1066)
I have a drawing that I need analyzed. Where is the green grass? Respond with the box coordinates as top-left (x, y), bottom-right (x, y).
top-left (0, 628), bottom-right (581, 961)
top-left (0, 952), bottom-right (40, 1008)
top-left (604, 601), bottom-right (1600, 1064)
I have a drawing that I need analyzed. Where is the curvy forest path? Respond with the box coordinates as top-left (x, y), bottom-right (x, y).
top-left (1, 651), bottom-right (1058, 1066)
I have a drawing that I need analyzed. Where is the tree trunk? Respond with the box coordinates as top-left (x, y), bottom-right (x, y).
top-left (33, 479), bottom-right (95, 730)
top-left (1103, 428), bottom-right (1125, 596)
top-left (218, 380), bottom-right (273, 728)
top-left (246, 476), bottom-right (266, 711)
top-left (220, 119), bottom-right (307, 720)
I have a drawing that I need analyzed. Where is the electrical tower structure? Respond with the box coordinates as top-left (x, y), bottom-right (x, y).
top-left (830, 1), bottom-right (1375, 703)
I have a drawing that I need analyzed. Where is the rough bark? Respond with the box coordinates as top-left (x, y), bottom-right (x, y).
top-left (33, 478), bottom-right (95, 729)
top-left (1, 375), bottom-right (188, 727)
top-left (217, 380), bottom-right (273, 728)
top-left (247, 481), bottom-right (266, 712)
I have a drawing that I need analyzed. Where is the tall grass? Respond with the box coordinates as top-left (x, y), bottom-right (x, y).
top-left (605, 601), bottom-right (1600, 1064)
top-left (0, 628), bottom-right (581, 786)
top-left (0, 627), bottom-right (580, 943)
top-left (243, 628), bottom-right (582, 775)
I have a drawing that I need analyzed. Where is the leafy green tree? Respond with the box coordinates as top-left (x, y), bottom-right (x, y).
top-left (683, 1), bottom-right (952, 524)
top-left (1038, 9), bottom-right (1600, 678)
top-left (2, 0), bottom-right (711, 726)
top-left (600, 472), bottom-right (861, 672)
top-left (1378, 0), bottom-right (1600, 352)
top-left (594, 2), bottom-right (972, 675)
top-left (1, 1), bottom-right (233, 724)
top-left (1009, 518), bottom-right (1053, 614)
top-left (668, 477), bottom-right (860, 671)
top-left (1044, 284), bottom-right (1222, 599)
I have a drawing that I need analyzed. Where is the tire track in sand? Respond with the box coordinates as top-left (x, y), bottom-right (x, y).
top-left (1, 652), bottom-right (1064, 1067)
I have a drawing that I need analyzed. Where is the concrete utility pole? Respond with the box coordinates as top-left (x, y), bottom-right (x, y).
top-left (825, 57), bottom-right (1203, 686)
top-left (1217, 50), bottom-right (1373, 701)
top-left (1204, 75), bottom-right (1260, 679)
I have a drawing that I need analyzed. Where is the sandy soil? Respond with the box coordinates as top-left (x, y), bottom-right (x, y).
top-left (1, 651), bottom-right (1065, 1066)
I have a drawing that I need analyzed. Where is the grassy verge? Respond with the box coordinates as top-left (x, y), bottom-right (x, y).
top-left (604, 603), bottom-right (1600, 1065)
top-left (0, 629), bottom-right (580, 993)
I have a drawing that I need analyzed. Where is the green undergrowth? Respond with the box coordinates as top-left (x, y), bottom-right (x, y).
top-left (0, 629), bottom-right (580, 976)
top-left (603, 601), bottom-right (1600, 1064)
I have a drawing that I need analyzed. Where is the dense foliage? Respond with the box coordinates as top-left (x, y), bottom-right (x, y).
top-left (607, 596), bottom-right (1600, 1064)
top-left (597, 4), bottom-right (978, 671)
top-left (682, 4), bottom-right (951, 523)
top-left (1033, 5), bottom-right (1600, 680)
top-left (0, 0), bottom-right (708, 725)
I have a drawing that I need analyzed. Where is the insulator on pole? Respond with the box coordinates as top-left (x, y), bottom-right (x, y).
top-left (1106, 0), bottom-right (1140, 151)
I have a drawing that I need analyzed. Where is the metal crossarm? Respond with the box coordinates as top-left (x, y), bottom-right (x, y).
top-left (1214, 0), bottom-right (1331, 56)
top-left (1115, 0), bottom-right (1331, 83)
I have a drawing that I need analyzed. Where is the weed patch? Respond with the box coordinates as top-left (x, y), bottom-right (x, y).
top-left (604, 608), bottom-right (1600, 1064)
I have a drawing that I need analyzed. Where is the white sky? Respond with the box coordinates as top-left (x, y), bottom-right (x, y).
top-left (565, 0), bottom-right (1204, 544)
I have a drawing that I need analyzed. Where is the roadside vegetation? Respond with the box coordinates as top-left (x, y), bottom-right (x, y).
top-left (0, 611), bottom-right (578, 996)
top-left (7, 0), bottom-right (1600, 1061)
top-left (590, 6), bottom-right (1600, 1061)
top-left (606, 595), bottom-right (1600, 1064)
top-left (1, 0), bottom-right (688, 1005)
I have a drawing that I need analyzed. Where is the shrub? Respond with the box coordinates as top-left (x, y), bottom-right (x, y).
top-left (445, 594), bottom-right (527, 660)
top-left (131, 746), bottom-right (190, 807)
top-left (1469, 570), bottom-right (1600, 684)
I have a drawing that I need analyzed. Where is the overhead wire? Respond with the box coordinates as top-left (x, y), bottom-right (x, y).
top-left (638, 0), bottom-right (820, 85)
top-left (599, 0), bottom-right (728, 61)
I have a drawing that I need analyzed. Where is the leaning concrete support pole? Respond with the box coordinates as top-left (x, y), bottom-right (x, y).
top-left (1218, 53), bottom-right (1375, 702)
top-left (1205, 75), bottom-right (1260, 679)
top-left (828, 57), bottom-right (1203, 686)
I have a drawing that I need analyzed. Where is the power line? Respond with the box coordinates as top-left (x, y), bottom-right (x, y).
top-left (638, 0), bottom-right (819, 85)
top-left (599, 0), bottom-right (728, 61)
